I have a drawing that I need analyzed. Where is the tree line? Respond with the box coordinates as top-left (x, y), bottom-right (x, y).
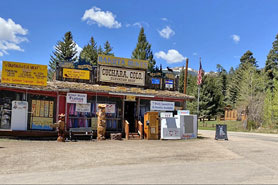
top-left (180, 34), bottom-right (278, 130)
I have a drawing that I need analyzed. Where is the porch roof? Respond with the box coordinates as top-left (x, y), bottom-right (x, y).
top-left (0, 81), bottom-right (195, 101)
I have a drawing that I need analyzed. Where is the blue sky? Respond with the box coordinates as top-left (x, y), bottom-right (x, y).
top-left (0, 0), bottom-right (277, 72)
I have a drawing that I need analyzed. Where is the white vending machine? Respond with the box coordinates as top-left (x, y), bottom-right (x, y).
top-left (176, 115), bottom-right (198, 139)
top-left (161, 117), bottom-right (181, 139)
top-left (11, 101), bottom-right (28, 131)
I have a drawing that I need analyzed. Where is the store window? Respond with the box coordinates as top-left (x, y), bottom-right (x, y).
top-left (0, 90), bottom-right (23, 129)
top-left (28, 94), bottom-right (56, 130)
top-left (67, 95), bottom-right (122, 132)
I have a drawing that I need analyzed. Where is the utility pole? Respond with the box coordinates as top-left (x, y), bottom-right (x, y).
top-left (183, 58), bottom-right (189, 109)
top-left (184, 58), bottom-right (189, 94)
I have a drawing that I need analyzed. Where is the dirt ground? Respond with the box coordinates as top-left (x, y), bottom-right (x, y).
top-left (0, 136), bottom-right (238, 175)
top-left (1, 131), bottom-right (278, 184)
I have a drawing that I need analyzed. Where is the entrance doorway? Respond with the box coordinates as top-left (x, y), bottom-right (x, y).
top-left (124, 101), bottom-right (136, 132)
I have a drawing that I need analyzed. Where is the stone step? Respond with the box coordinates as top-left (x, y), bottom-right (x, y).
top-left (128, 133), bottom-right (140, 140)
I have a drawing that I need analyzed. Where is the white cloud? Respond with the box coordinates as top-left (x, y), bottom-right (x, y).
top-left (231, 34), bottom-right (240, 43)
top-left (193, 52), bottom-right (198, 56)
top-left (133, 22), bottom-right (142, 28)
top-left (155, 49), bottom-right (186, 64)
top-left (0, 17), bottom-right (28, 56)
top-left (82, 6), bottom-right (121, 29)
top-left (161, 18), bottom-right (168, 21)
top-left (75, 43), bottom-right (82, 58)
top-left (158, 26), bottom-right (175, 39)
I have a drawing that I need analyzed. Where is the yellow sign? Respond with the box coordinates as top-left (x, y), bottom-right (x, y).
top-left (98, 55), bottom-right (149, 70)
top-left (63, 68), bottom-right (90, 80)
top-left (1, 61), bottom-right (47, 86)
top-left (125, 95), bottom-right (136, 101)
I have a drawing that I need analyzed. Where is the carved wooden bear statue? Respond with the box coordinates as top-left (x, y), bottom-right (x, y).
top-left (51, 113), bottom-right (66, 142)
top-left (97, 104), bottom-right (106, 140)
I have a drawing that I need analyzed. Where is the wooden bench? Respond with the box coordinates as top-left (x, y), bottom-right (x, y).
top-left (69, 127), bottom-right (94, 141)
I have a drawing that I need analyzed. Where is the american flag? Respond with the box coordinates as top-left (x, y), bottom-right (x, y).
top-left (197, 60), bottom-right (204, 85)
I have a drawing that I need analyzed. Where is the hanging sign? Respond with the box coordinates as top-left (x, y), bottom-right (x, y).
top-left (160, 112), bottom-right (173, 118)
top-left (150, 101), bottom-right (175, 111)
top-left (63, 68), bottom-right (90, 80)
top-left (152, 78), bottom-right (160, 85)
top-left (66, 93), bottom-right (87, 104)
top-left (177, 110), bottom-right (190, 115)
top-left (98, 55), bottom-right (149, 69)
top-left (99, 66), bottom-right (145, 86)
top-left (97, 103), bottom-right (116, 113)
top-left (76, 103), bottom-right (91, 112)
top-left (1, 61), bottom-right (47, 86)
top-left (125, 95), bottom-right (136, 101)
top-left (165, 79), bottom-right (173, 89)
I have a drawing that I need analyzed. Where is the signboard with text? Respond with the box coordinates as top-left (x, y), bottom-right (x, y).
top-left (150, 101), bottom-right (175, 111)
top-left (66, 93), bottom-right (87, 104)
top-left (76, 103), bottom-right (91, 112)
top-left (63, 68), bottom-right (90, 80)
top-left (152, 78), bottom-right (160, 85)
top-left (98, 55), bottom-right (149, 70)
top-left (1, 61), bottom-right (47, 86)
top-left (99, 66), bottom-right (145, 86)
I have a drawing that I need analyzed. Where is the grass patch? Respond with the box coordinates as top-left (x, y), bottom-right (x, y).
top-left (199, 120), bottom-right (247, 132)
top-left (198, 120), bottom-right (278, 134)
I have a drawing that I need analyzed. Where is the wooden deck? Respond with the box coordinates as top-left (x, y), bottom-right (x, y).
top-left (0, 129), bottom-right (58, 138)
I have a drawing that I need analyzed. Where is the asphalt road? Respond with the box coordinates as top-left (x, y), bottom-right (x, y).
top-left (1, 130), bottom-right (278, 184)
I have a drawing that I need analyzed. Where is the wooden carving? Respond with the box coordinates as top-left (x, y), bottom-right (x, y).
top-left (51, 113), bottom-right (66, 142)
top-left (97, 104), bottom-right (106, 140)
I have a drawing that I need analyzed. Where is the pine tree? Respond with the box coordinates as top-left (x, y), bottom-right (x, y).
top-left (103, 41), bottom-right (114, 56)
top-left (240, 50), bottom-right (257, 67)
top-left (265, 34), bottom-right (278, 90)
top-left (48, 31), bottom-right (77, 80)
top-left (179, 67), bottom-right (185, 93)
top-left (97, 45), bottom-right (103, 55)
top-left (79, 36), bottom-right (98, 66)
top-left (132, 27), bottom-right (156, 71)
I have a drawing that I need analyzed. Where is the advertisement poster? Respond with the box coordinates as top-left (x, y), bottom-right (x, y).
top-left (31, 100), bottom-right (37, 116)
top-left (44, 101), bottom-right (49, 117)
top-left (150, 101), bottom-right (175, 111)
top-left (152, 78), bottom-right (160, 84)
top-left (76, 103), bottom-right (91, 112)
top-left (31, 117), bottom-right (53, 130)
top-left (49, 101), bottom-right (54, 118)
top-left (96, 104), bottom-right (116, 114)
top-left (1, 61), bottom-right (47, 86)
top-left (165, 79), bottom-right (173, 89)
top-left (35, 100), bottom-right (40, 117)
top-left (66, 93), bottom-right (87, 104)
top-left (99, 66), bottom-right (145, 86)
top-left (39, 100), bottom-right (45, 117)
top-left (63, 68), bottom-right (90, 80)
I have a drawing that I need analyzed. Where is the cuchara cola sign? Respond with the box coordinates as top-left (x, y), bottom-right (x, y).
top-left (99, 66), bottom-right (145, 86)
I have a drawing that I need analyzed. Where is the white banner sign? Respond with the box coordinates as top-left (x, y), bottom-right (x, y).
top-left (66, 93), bottom-right (87, 104)
top-left (160, 112), bottom-right (173, 118)
top-left (97, 104), bottom-right (116, 114)
top-left (150, 101), bottom-right (175, 111)
top-left (99, 66), bottom-right (145, 86)
top-left (76, 103), bottom-right (91, 112)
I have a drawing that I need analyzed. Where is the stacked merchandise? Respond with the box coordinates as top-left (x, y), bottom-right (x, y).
top-left (0, 98), bottom-right (11, 129)
top-left (68, 103), bottom-right (93, 129)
